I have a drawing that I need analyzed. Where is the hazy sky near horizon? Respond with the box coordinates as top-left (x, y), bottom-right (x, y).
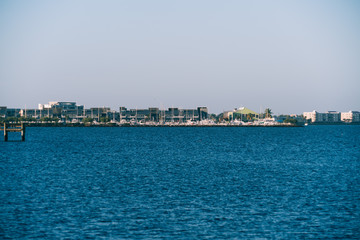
top-left (0, 0), bottom-right (359, 114)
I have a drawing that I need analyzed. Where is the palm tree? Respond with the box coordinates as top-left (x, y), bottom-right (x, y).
top-left (265, 108), bottom-right (272, 118)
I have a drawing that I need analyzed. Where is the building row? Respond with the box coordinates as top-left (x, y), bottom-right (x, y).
top-left (0, 102), bottom-right (208, 123)
top-left (303, 110), bottom-right (360, 123)
top-left (2, 103), bottom-right (359, 124)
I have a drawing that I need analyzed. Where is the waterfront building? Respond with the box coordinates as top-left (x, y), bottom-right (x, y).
top-left (198, 107), bottom-right (208, 121)
top-left (162, 107), bottom-right (207, 123)
top-left (105, 110), bottom-right (119, 122)
top-left (38, 108), bottom-right (54, 118)
top-left (88, 107), bottom-right (111, 121)
top-left (117, 106), bottom-right (207, 123)
top-left (37, 101), bottom-right (86, 120)
top-left (20, 109), bottom-right (37, 118)
top-left (119, 107), bottom-right (127, 122)
top-left (327, 111), bottom-right (341, 122)
top-left (149, 108), bottom-right (160, 122)
top-left (176, 108), bottom-right (199, 122)
top-left (6, 108), bottom-right (22, 118)
top-left (303, 111), bottom-right (341, 123)
top-left (0, 106), bottom-right (7, 118)
top-left (163, 108), bottom-right (185, 122)
top-left (224, 107), bottom-right (259, 121)
top-left (39, 101), bottom-right (81, 110)
top-left (19, 108), bottom-right (73, 119)
top-left (341, 111), bottom-right (360, 122)
top-left (117, 107), bottom-right (147, 122)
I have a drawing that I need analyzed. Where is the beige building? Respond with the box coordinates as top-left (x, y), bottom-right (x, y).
top-left (341, 111), bottom-right (360, 122)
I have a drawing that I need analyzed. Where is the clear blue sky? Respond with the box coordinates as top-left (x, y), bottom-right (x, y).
top-left (1, 0), bottom-right (359, 114)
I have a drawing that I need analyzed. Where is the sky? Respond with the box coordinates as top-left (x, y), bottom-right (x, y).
top-left (0, 0), bottom-right (359, 114)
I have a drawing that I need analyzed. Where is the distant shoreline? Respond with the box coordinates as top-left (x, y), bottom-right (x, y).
top-left (4, 122), bottom-right (360, 128)
top-left (307, 122), bottom-right (360, 125)
top-left (18, 123), bottom-right (303, 128)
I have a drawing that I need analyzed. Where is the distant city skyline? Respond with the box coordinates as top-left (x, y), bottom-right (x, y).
top-left (1, 0), bottom-right (360, 114)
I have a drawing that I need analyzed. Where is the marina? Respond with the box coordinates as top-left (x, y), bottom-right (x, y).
top-left (7, 120), bottom-right (302, 128)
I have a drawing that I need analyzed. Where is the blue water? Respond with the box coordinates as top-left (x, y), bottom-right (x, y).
top-left (1, 126), bottom-right (359, 239)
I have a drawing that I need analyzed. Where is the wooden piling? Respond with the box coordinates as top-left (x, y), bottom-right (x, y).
top-left (1, 122), bottom-right (25, 141)
top-left (21, 123), bottom-right (25, 141)
top-left (4, 123), bottom-right (8, 142)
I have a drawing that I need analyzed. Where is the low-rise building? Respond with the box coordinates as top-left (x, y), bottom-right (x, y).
top-left (20, 109), bottom-right (38, 118)
top-left (118, 106), bottom-right (207, 123)
top-left (39, 101), bottom-right (82, 110)
top-left (6, 108), bottom-right (21, 118)
top-left (341, 111), bottom-right (360, 122)
top-left (303, 110), bottom-right (341, 123)
top-left (224, 107), bottom-right (259, 121)
top-left (38, 101), bottom-right (86, 120)
top-left (87, 107), bottom-right (111, 121)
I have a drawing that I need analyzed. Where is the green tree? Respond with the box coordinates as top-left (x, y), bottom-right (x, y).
top-left (99, 117), bottom-right (110, 123)
top-left (83, 117), bottom-right (93, 123)
top-left (5, 117), bottom-right (20, 123)
top-left (265, 108), bottom-right (272, 118)
top-left (40, 117), bottom-right (58, 122)
top-left (209, 113), bottom-right (217, 121)
top-left (19, 116), bottom-right (36, 122)
top-left (284, 118), bottom-right (297, 124)
top-left (247, 113), bottom-right (254, 121)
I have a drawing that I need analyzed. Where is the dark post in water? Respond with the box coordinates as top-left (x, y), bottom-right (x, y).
top-left (2, 123), bottom-right (25, 142)
top-left (21, 123), bottom-right (25, 141)
top-left (4, 123), bottom-right (8, 142)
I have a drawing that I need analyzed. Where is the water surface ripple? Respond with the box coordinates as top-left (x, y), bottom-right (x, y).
top-left (1, 126), bottom-right (359, 239)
